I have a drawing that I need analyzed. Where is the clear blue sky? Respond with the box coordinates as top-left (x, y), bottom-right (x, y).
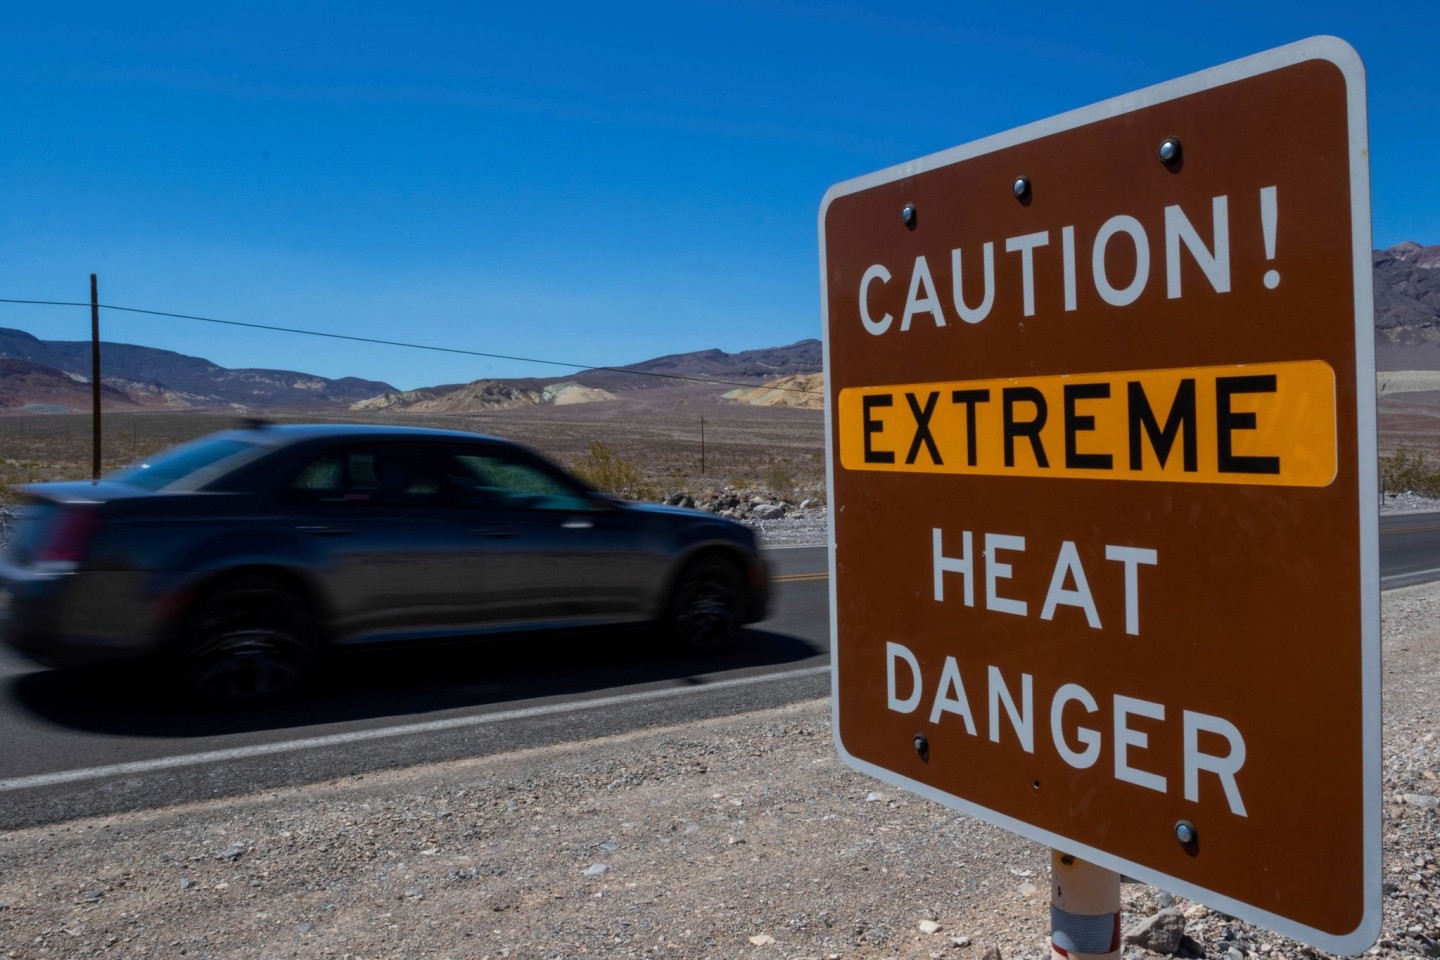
top-left (1, 2), bottom-right (1433, 390)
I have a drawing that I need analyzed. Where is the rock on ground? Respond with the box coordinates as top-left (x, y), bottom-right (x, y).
top-left (1124, 907), bottom-right (1187, 953)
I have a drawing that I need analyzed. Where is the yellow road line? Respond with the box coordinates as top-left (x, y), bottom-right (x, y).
top-left (1383, 523), bottom-right (1440, 536)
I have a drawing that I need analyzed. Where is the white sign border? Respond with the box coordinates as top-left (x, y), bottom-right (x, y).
top-left (819, 36), bottom-right (1379, 956)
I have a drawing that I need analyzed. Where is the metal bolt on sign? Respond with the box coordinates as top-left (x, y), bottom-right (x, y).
top-left (1159, 136), bottom-right (1183, 164)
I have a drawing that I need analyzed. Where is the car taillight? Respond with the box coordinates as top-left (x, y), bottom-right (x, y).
top-left (36, 507), bottom-right (102, 563)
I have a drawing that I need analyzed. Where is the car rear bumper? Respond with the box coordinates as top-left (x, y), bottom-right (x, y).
top-left (0, 562), bottom-right (163, 669)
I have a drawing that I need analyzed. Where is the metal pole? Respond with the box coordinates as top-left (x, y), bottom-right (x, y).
top-left (90, 273), bottom-right (101, 480)
top-left (1050, 851), bottom-right (1120, 960)
top-left (700, 417), bottom-right (706, 476)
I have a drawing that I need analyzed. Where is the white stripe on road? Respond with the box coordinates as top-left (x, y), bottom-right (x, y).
top-left (1383, 567), bottom-right (1440, 588)
top-left (0, 665), bottom-right (831, 794)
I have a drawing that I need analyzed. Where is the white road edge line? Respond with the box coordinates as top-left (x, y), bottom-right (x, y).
top-left (0, 665), bottom-right (832, 794)
top-left (1382, 567), bottom-right (1440, 588)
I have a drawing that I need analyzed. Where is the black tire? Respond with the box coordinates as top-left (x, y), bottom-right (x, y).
top-left (178, 574), bottom-right (318, 706)
top-left (667, 555), bottom-right (744, 652)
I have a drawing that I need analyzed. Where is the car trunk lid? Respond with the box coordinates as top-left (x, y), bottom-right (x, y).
top-left (4, 481), bottom-right (145, 566)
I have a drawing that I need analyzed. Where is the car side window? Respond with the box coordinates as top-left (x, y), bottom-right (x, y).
top-left (291, 455), bottom-right (345, 493)
top-left (450, 448), bottom-right (593, 512)
top-left (287, 445), bottom-right (451, 507)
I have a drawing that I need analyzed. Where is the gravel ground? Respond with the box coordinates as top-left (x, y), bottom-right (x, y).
top-left (745, 509), bottom-right (829, 548)
top-left (1381, 493), bottom-right (1440, 515)
top-left (1, 583), bottom-right (1437, 960)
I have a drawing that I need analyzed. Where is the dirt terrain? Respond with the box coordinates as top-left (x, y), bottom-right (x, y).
top-left (0, 387), bottom-right (827, 505)
top-left (9, 373), bottom-right (1440, 501)
top-left (1379, 395), bottom-right (1440, 461)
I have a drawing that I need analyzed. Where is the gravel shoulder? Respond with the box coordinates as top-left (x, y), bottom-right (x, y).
top-left (1, 583), bottom-right (1437, 960)
top-left (1380, 493), bottom-right (1440, 515)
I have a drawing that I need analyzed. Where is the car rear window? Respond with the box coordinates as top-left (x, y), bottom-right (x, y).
top-left (109, 437), bottom-right (260, 490)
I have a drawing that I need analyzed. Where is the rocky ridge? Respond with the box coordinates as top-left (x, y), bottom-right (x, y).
top-left (351, 379), bottom-right (616, 413)
top-left (665, 489), bottom-right (824, 522)
top-left (1375, 242), bottom-right (1440, 372)
top-left (347, 342), bottom-right (825, 415)
top-left (723, 373), bottom-right (825, 410)
top-left (0, 358), bottom-right (147, 413)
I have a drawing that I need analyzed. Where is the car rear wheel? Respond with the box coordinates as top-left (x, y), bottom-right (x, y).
top-left (668, 555), bottom-right (744, 652)
top-left (179, 574), bottom-right (318, 705)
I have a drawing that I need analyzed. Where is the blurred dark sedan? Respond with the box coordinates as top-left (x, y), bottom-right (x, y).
top-left (0, 423), bottom-right (769, 704)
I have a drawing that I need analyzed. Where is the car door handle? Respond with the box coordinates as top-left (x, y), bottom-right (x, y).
top-left (561, 519), bottom-right (594, 529)
top-left (470, 528), bottom-right (517, 539)
top-left (296, 525), bottom-right (353, 537)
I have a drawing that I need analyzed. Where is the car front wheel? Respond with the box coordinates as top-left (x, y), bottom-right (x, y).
top-left (667, 555), bottom-right (744, 652)
top-left (179, 574), bottom-right (319, 705)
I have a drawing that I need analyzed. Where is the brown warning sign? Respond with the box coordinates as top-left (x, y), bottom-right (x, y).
top-left (821, 37), bottom-right (1378, 953)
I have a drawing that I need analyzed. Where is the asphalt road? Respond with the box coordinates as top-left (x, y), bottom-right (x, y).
top-left (2, 514), bottom-right (1437, 829)
top-left (1377, 511), bottom-right (1440, 589)
top-left (0, 545), bottom-right (832, 830)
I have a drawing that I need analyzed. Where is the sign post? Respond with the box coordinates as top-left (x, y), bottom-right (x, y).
top-left (1051, 853), bottom-right (1120, 960)
top-left (821, 37), bottom-right (1378, 954)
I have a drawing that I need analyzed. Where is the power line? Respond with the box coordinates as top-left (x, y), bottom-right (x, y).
top-left (0, 298), bottom-right (824, 396)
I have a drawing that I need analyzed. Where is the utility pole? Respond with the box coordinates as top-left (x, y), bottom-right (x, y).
top-left (91, 273), bottom-right (101, 479)
top-left (700, 417), bottom-right (706, 476)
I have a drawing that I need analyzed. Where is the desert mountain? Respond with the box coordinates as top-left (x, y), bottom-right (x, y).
top-left (1375, 242), bottom-right (1440, 372)
top-left (351, 341), bottom-right (822, 413)
top-left (0, 327), bottom-right (820, 415)
top-left (0, 327), bottom-right (395, 411)
top-left (604, 340), bottom-right (823, 386)
top-left (0, 358), bottom-right (144, 412)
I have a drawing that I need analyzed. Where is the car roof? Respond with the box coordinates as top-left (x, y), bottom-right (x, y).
top-left (223, 422), bottom-right (510, 446)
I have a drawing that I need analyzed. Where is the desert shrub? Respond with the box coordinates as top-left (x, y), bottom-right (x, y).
top-left (761, 461), bottom-right (796, 498)
top-left (794, 467), bottom-right (826, 502)
top-left (1380, 447), bottom-right (1440, 498)
top-left (571, 441), bottom-right (657, 501)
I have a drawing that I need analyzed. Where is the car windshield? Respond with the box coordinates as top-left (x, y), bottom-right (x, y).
top-left (109, 437), bottom-right (260, 491)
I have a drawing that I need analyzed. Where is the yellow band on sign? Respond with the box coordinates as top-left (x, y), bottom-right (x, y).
top-left (837, 361), bottom-right (1337, 486)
